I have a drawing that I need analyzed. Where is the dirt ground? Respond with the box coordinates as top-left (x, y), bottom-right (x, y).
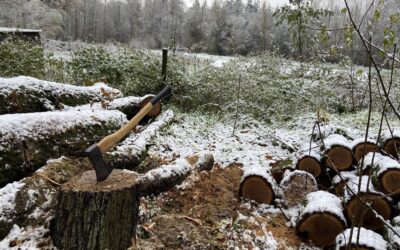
top-left (135, 164), bottom-right (302, 249)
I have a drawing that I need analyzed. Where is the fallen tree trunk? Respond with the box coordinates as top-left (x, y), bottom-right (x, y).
top-left (344, 176), bottom-right (392, 231)
top-left (295, 151), bottom-right (323, 178)
top-left (239, 166), bottom-right (279, 205)
top-left (51, 153), bottom-right (214, 250)
top-left (0, 109), bottom-right (127, 187)
top-left (352, 138), bottom-right (379, 162)
top-left (296, 191), bottom-right (347, 247)
top-left (279, 170), bottom-right (318, 207)
top-left (324, 134), bottom-right (355, 171)
top-left (105, 110), bottom-right (175, 170)
top-left (67, 94), bottom-right (162, 120)
top-left (0, 76), bottom-right (122, 114)
top-left (335, 227), bottom-right (388, 250)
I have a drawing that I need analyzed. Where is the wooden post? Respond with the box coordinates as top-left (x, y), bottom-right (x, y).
top-left (162, 48), bottom-right (168, 83)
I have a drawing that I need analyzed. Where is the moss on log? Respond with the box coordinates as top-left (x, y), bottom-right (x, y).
top-left (0, 76), bottom-right (122, 114)
top-left (0, 110), bottom-right (127, 187)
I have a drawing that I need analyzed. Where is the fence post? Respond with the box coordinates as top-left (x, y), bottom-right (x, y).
top-left (162, 48), bottom-right (168, 83)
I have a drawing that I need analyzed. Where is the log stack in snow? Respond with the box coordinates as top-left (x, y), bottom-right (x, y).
top-left (239, 166), bottom-right (279, 204)
top-left (51, 153), bottom-right (214, 250)
top-left (0, 76), bottom-right (122, 114)
top-left (296, 191), bottom-right (347, 247)
top-left (335, 227), bottom-right (388, 250)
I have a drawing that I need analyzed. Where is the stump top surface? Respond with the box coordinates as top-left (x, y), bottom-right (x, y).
top-left (63, 169), bottom-right (138, 192)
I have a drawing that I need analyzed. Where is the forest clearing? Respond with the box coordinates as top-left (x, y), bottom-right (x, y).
top-left (1, 0), bottom-right (400, 249)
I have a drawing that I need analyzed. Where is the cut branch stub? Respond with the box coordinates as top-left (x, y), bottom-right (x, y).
top-left (296, 191), bottom-right (346, 247)
top-left (352, 141), bottom-right (379, 162)
top-left (51, 170), bottom-right (139, 250)
top-left (345, 193), bottom-right (392, 231)
top-left (296, 155), bottom-right (323, 178)
top-left (382, 137), bottom-right (400, 159)
top-left (239, 168), bottom-right (278, 204)
top-left (325, 145), bottom-right (354, 171)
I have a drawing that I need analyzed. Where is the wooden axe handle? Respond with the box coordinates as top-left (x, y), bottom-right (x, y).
top-left (97, 86), bottom-right (171, 153)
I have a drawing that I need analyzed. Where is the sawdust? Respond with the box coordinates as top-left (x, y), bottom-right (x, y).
top-left (136, 165), bottom-right (302, 249)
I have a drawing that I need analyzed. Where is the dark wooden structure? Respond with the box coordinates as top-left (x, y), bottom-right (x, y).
top-left (0, 27), bottom-right (41, 43)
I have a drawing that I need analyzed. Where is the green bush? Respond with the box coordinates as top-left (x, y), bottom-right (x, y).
top-left (0, 37), bottom-right (45, 78)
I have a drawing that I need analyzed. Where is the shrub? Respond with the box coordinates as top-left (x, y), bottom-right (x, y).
top-left (0, 37), bottom-right (45, 78)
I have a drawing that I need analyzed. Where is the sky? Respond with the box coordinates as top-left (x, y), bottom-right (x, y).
top-left (183, 0), bottom-right (289, 8)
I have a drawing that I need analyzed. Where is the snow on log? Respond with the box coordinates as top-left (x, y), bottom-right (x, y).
top-left (344, 176), bottom-right (392, 231)
top-left (294, 151), bottom-right (323, 178)
top-left (381, 131), bottom-right (400, 159)
top-left (239, 166), bottom-right (280, 204)
top-left (296, 191), bottom-right (347, 247)
top-left (51, 153), bottom-right (213, 250)
top-left (66, 94), bottom-right (162, 119)
top-left (335, 227), bottom-right (388, 250)
top-left (388, 216), bottom-right (400, 249)
top-left (324, 134), bottom-right (355, 171)
top-left (351, 138), bottom-right (379, 162)
top-left (0, 157), bottom-right (91, 244)
top-left (0, 76), bottom-right (122, 114)
top-left (105, 110), bottom-right (175, 170)
top-left (332, 171), bottom-right (357, 196)
top-left (279, 170), bottom-right (318, 207)
top-left (0, 109), bottom-right (127, 187)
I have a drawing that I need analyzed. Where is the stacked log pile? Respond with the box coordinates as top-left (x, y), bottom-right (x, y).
top-left (239, 131), bottom-right (400, 249)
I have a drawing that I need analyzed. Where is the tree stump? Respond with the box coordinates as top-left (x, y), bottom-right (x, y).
top-left (352, 139), bottom-right (379, 162)
top-left (296, 191), bottom-right (347, 247)
top-left (239, 167), bottom-right (278, 204)
top-left (295, 153), bottom-right (323, 178)
top-left (51, 169), bottom-right (139, 250)
top-left (335, 227), bottom-right (388, 250)
top-left (382, 136), bottom-right (400, 159)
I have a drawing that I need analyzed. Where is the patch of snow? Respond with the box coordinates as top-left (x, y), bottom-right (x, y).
top-left (350, 137), bottom-right (377, 148)
top-left (0, 182), bottom-right (25, 223)
top-left (324, 134), bottom-right (352, 150)
top-left (140, 158), bottom-right (192, 182)
top-left (335, 227), bottom-right (387, 250)
top-left (0, 224), bottom-right (54, 250)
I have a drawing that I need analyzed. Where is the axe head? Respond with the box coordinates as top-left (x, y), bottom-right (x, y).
top-left (85, 144), bottom-right (113, 182)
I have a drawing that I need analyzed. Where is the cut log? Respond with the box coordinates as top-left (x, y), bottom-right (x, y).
top-left (335, 227), bottom-right (388, 250)
top-left (68, 94), bottom-right (162, 120)
top-left (352, 138), bottom-right (379, 162)
top-left (344, 176), bottom-right (392, 231)
top-left (105, 110), bottom-right (175, 170)
top-left (296, 191), bottom-right (347, 247)
top-left (381, 134), bottom-right (400, 159)
top-left (239, 166), bottom-right (279, 204)
top-left (51, 153), bottom-right (213, 250)
top-left (332, 171), bottom-right (357, 196)
top-left (388, 216), bottom-right (400, 249)
top-left (0, 76), bottom-right (122, 114)
top-left (295, 152), bottom-right (323, 178)
top-left (0, 157), bottom-right (91, 243)
top-left (269, 159), bottom-right (293, 183)
top-left (324, 134), bottom-right (355, 171)
top-left (279, 170), bottom-right (318, 207)
top-left (374, 154), bottom-right (400, 196)
top-left (0, 110), bottom-right (127, 187)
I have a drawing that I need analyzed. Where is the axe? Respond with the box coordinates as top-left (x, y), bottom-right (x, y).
top-left (85, 86), bottom-right (172, 182)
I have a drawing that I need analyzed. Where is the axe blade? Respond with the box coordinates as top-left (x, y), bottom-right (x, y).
top-left (85, 144), bottom-right (113, 182)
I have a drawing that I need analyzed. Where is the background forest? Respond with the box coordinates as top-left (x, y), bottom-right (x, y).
top-left (0, 0), bottom-right (399, 65)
